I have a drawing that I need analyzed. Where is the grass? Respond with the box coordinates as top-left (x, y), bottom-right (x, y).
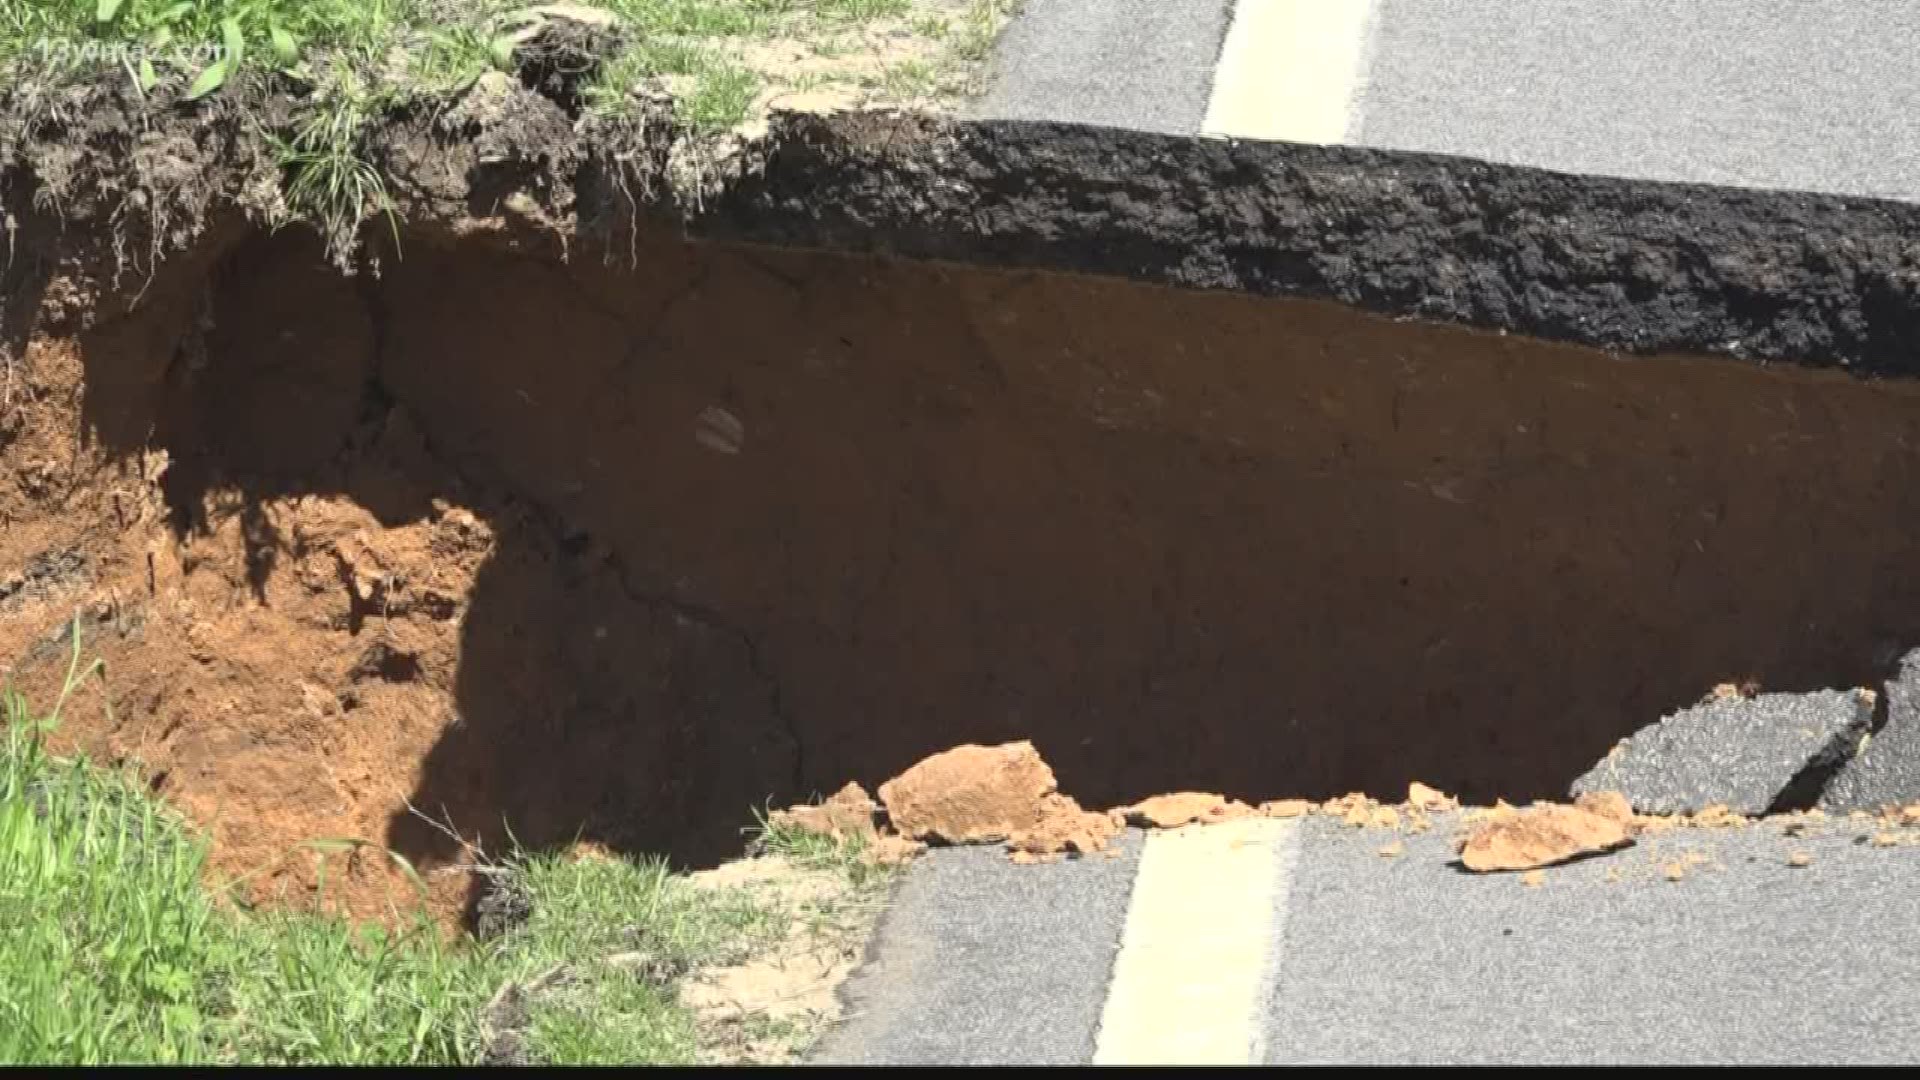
top-left (751, 806), bottom-right (893, 890)
top-left (0, 2), bottom-right (1019, 260)
top-left (0, 625), bottom-right (884, 1065)
top-left (1, 2), bottom-right (1020, 125)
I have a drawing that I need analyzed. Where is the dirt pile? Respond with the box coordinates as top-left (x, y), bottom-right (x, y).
top-left (772, 748), bottom-right (1477, 865)
top-left (765, 739), bottom-right (1920, 883)
top-left (776, 741), bottom-right (1124, 864)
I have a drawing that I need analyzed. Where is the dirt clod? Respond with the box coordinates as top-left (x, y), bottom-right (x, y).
top-left (1121, 791), bottom-right (1254, 829)
top-left (770, 782), bottom-right (881, 843)
top-left (474, 869), bottom-right (534, 942)
top-left (862, 834), bottom-right (928, 866)
top-left (478, 965), bottom-right (571, 1066)
top-left (878, 741), bottom-right (1057, 845)
top-left (1574, 789), bottom-right (1634, 825)
top-left (1459, 803), bottom-right (1633, 873)
top-left (1009, 793), bottom-right (1122, 859)
top-left (1407, 781), bottom-right (1459, 813)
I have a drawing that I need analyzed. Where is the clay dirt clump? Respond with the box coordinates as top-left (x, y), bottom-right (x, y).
top-left (1458, 800), bottom-right (1635, 873)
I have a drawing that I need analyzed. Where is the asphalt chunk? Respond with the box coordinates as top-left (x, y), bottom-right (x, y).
top-left (1571, 689), bottom-right (1873, 815)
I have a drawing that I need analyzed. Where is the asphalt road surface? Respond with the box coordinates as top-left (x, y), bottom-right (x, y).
top-left (882, 0), bottom-right (1920, 1064)
top-left (976, 0), bottom-right (1920, 201)
top-left (817, 814), bottom-right (1920, 1064)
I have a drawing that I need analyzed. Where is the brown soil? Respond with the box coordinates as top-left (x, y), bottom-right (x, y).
top-left (9, 215), bottom-right (1920, 924)
top-left (1008, 793), bottom-right (1122, 862)
top-left (1121, 791), bottom-right (1255, 829)
top-left (1458, 802), bottom-right (1635, 872)
top-left (878, 741), bottom-right (1058, 844)
top-left (769, 782), bottom-right (882, 843)
top-left (681, 855), bottom-right (883, 1065)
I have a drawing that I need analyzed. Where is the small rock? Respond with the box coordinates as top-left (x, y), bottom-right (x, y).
top-left (1572, 688), bottom-right (1874, 815)
top-left (1520, 869), bottom-right (1546, 888)
top-left (1407, 781), bottom-right (1459, 813)
top-left (1377, 840), bottom-right (1405, 858)
top-left (1787, 851), bottom-right (1813, 868)
top-left (878, 741), bottom-right (1057, 844)
top-left (1459, 803), bottom-right (1632, 872)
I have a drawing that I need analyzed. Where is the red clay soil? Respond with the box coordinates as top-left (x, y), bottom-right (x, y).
top-left (1120, 792), bottom-right (1255, 828)
top-left (875, 741), bottom-right (1121, 860)
top-left (878, 741), bottom-right (1062, 844)
top-left (9, 220), bottom-right (1920, 924)
top-left (1458, 801), bottom-right (1634, 872)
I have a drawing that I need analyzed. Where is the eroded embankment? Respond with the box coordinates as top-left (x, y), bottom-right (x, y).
top-left (8, 213), bottom-right (1920, 923)
top-left (10, 78), bottom-right (1920, 923)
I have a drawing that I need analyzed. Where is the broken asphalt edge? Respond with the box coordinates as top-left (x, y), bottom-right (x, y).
top-left (11, 89), bottom-right (1920, 378)
top-left (697, 112), bottom-right (1920, 377)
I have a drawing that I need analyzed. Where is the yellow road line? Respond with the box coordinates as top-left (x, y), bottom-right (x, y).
top-left (1092, 818), bottom-right (1297, 1065)
top-left (1201, 0), bottom-right (1376, 144)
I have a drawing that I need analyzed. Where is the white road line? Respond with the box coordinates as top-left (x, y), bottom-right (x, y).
top-left (1201, 0), bottom-right (1377, 144)
top-left (1092, 818), bottom-right (1298, 1065)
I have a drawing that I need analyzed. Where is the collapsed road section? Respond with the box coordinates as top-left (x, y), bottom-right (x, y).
top-left (7, 61), bottom-right (1920, 924)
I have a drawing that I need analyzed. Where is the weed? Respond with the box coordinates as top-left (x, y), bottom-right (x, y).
top-left (267, 59), bottom-right (396, 258)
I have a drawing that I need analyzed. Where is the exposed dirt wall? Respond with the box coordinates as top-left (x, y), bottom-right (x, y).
top-left (6, 219), bottom-right (1920, 922)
